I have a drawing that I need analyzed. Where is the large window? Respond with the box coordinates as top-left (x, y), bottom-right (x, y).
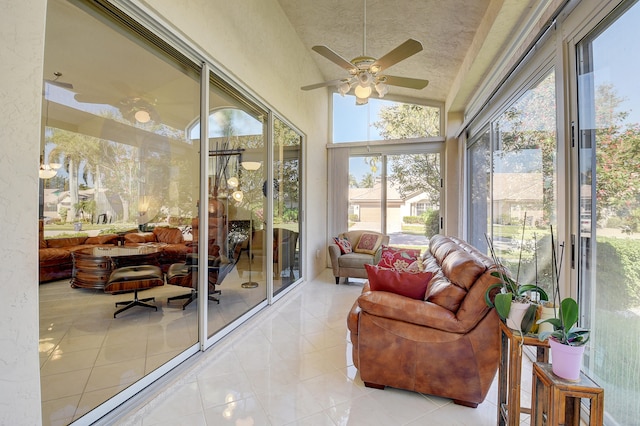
top-left (332, 93), bottom-right (440, 142)
top-left (576, 1), bottom-right (640, 423)
top-left (39, 1), bottom-right (303, 424)
top-left (334, 95), bottom-right (443, 253)
top-left (467, 69), bottom-right (558, 296)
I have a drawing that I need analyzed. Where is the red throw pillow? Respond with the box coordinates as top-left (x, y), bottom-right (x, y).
top-left (377, 245), bottom-right (421, 271)
top-left (365, 264), bottom-right (433, 300)
top-left (334, 237), bottom-right (352, 254)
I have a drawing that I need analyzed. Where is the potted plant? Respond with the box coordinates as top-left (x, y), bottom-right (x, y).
top-left (536, 228), bottom-right (590, 381)
top-left (537, 297), bottom-right (590, 380)
top-left (485, 268), bottom-right (549, 333)
top-left (484, 222), bottom-right (549, 333)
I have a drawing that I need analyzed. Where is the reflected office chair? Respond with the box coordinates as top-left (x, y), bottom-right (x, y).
top-left (166, 242), bottom-right (243, 309)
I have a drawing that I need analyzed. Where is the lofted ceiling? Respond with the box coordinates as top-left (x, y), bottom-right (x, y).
top-left (276, 0), bottom-right (545, 114)
top-left (42, 0), bottom-right (549, 144)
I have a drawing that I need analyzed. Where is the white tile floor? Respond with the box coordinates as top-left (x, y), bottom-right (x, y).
top-left (102, 269), bottom-right (535, 426)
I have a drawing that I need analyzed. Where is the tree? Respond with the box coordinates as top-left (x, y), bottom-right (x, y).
top-left (349, 174), bottom-right (359, 188)
top-left (372, 103), bottom-right (439, 138)
top-left (371, 103), bottom-right (441, 202)
top-left (359, 173), bottom-right (376, 188)
top-left (48, 129), bottom-right (100, 222)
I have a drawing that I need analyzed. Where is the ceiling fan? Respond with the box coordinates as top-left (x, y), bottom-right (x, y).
top-left (73, 82), bottom-right (160, 124)
top-left (44, 71), bottom-right (74, 90)
top-left (301, 0), bottom-right (429, 104)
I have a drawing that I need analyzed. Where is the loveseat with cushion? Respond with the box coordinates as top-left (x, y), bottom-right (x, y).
top-left (347, 234), bottom-right (501, 407)
top-left (328, 230), bottom-right (390, 284)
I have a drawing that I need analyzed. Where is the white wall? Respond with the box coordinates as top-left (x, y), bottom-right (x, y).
top-left (0, 0), bottom-right (46, 424)
top-left (141, 0), bottom-right (330, 275)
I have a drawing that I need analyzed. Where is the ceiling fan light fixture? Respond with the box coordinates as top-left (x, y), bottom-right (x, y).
top-left (39, 165), bottom-right (57, 180)
top-left (358, 71), bottom-right (372, 86)
top-left (338, 81), bottom-right (351, 96)
top-left (375, 81), bottom-right (388, 98)
top-left (355, 95), bottom-right (369, 106)
top-left (232, 190), bottom-right (244, 202)
top-left (354, 83), bottom-right (372, 99)
top-left (241, 161), bottom-right (262, 171)
top-left (227, 176), bottom-right (239, 188)
top-left (134, 109), bottom-right (151, 123)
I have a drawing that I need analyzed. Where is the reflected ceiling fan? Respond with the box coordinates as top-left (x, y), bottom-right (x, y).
top-left (301, 0), bottom-right (429, 105)
top-left (73, 82), bottom-right (160, 124)
top-left (45, 71), bottom-right (74, 90)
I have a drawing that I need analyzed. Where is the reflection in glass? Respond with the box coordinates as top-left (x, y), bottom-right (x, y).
top-left (202, 97), bottom-right (267, 337)
top-left (491, 71), bottom-right (557, 295)
top-left (577, 2), bottom-right (640, 422)
top-left (40, 0), bottom-right (200, 423)
top-left (273, 118), bottom-right (302, 295)
top-left (467, 129), bottom-right (491, 252)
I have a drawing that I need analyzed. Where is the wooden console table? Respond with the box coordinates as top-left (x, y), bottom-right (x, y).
top-left (71, 246), bottom-right (160, 289)
top-left (531, 362), bottom-right (604, 426)
top-left (497, 320), bottom-right (550, 426)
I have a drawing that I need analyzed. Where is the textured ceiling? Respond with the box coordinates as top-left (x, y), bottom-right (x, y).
top-left (276, 0), bottom-right (542, 112)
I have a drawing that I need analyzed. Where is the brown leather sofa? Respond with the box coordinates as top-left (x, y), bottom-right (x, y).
top-left (39, 220), bottom-right (119, 283)
top-left (347, 234), bottom-right (502, 408)
top-left (39, 221), bottom-right (192, 282)
top-left (122, 226), bottom-right (192, 272)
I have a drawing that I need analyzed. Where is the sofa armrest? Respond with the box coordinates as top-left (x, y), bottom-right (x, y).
top-left (357, 291), bottom-right (471, 334)
top-left (327, 243), bottom-right (341, 276)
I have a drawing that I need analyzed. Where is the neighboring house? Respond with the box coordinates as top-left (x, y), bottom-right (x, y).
top-left (349, 181), bottom-right (437, 232)
top-left (493, 173), bottom-right (544, 225)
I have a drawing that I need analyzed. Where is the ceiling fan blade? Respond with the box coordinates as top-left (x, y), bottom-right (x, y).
top-left (45, 79), bottom-right (74, 90)
top-left (312, 46), bottom-right (356, 71)
top-left (383, 75), bottom-right (429, 90)
top-left (74, 93), bottom-right (119, 104)
top-left (372, 39), bottom-right (423, 72)
top-left (301, 79), bottom-right (346, 91)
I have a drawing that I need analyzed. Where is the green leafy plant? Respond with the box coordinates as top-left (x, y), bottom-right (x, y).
top-left (536, 226), bottom-right (590, 346)
top-left (483, 217), bottom-right (550, 333)
top-left (537, 297), bottom-right (590, 346)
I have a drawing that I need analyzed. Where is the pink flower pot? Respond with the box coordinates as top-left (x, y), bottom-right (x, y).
top-left (549, 338), bottom-right (585, 381)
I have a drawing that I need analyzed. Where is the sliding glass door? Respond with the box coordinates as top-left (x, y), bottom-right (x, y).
top-left (40, 0), bottom-right (201, 423)
top-left (576, 1), bottom-right (640, 423)
top-left (467, 70), bottom-right (558, 297)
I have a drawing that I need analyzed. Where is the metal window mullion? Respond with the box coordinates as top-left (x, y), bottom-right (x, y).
top-left (198, 63), bottom-right (209, 350)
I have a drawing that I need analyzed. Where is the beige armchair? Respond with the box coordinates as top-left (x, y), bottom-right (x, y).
top-left (328, 230), bottom-right (389, 284)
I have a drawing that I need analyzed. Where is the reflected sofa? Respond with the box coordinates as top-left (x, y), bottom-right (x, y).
top-left (347, 234), bottom-right (501, 407)
top-left (38, 220), bottom-right (119, 283)
top-left (39, 221), bottom-right (192, 282)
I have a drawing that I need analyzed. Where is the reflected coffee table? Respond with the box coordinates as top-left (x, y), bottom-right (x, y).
top-left (71, 245), bottom-right (161, 290)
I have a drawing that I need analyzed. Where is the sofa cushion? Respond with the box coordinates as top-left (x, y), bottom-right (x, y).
top-left (441, 250), bottom-right (486, 290)
top-left (125, 232), bottom-right (156, 244)
top-left (39, 247), bottom-right (72, 265)
top-left (338, 252), bottom-right (376, 268)
top-left (377, 245), bottom-right (421, 271)
top-left (46, 236), bottom-right (87, 248)
top-left (153, 227), bottom-right (184, 244)
top-left (334, 236), bottom-right (352, 254)
top-left (365, 264), bottom-right (433, 300)
top-left (424, 271), bottom-right (468, 312)
top-left (353, 232), bottom-right (383, 255)
top-left (85, 234), bottom-right (118, 245)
